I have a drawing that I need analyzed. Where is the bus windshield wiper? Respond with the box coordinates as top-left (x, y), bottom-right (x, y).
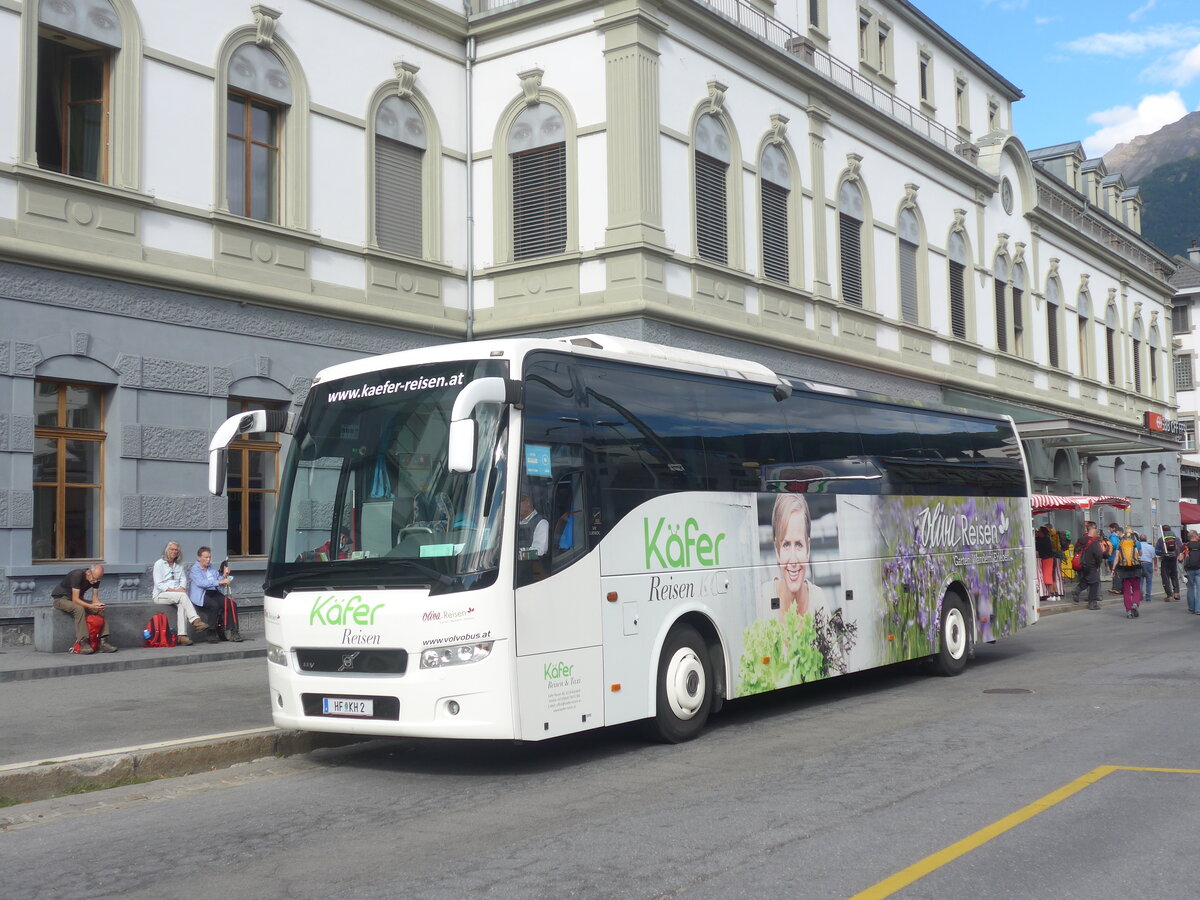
top-left (380, 557), bottom-right (456, 586)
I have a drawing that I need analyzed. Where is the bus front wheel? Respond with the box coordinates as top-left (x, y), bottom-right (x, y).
top-left (932, 594), bottom-right (971, 676)
top-left (651, 623), bottom-right (713, 743)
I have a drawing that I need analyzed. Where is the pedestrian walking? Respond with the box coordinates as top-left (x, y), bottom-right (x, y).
top-left (1137, 533), bottom-right (1156, 602)
top-left (1075, 526), bottom-right (1106, 610)
top-left (1115, 527), bottom-right (1143, 618)
top-left (1156, 526), bottom-right (1181, 602)
top-left (1181, 531), bottom-right (1200, 614)
top-left (1107, 522), bottom-right (1122, 595)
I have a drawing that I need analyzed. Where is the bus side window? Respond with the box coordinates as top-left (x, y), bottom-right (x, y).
top-left (550, 472), bottom-right (586, 568)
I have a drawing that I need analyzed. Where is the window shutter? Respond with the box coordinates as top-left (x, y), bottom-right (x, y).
top-left (512, 143), bottom-right (567, 261)
top-left (899, 238), bottom-right (918, 324)
top-left (1175, 354), bottom-right (1193, 390)
top-left (1047, 301), bottom-right (1059, 368)
top-left (839, 213), bottom-right (863, 305)
top-left (761, 180), bottom-right (789, 282)
top-left (949, 260), bottom-right (966, 339)
top-left (1106, 327), bottom-right (1116, 385)
top-left (1132, 339), bottom-right (1142, 393)
top-left (375, 137), bottom-right (423, 257)
top-left (696, 152), bottom-right (728, 264)
top-left (994, 279), bottom-right (1007, 352)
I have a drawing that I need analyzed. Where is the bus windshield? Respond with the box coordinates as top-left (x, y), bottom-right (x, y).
top-left (268, 360), bottom-right (509, 595)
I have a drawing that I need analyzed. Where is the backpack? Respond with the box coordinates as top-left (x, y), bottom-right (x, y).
top-left (71, 614), bottom-right (105, 653)
top-left (1160, 535), bottom-right (1178, 557)
top-left (1186, 542), bottom-right (1200, 571)
top-left (1072, 536), bottom-right (1093, 571)
top-left (143, 611), bottom-right (176, 648)
top-left (1116, 537), bottom-right (1140, 568)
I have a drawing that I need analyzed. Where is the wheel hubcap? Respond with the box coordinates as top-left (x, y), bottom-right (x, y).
top-left (665, 647), bottom-right (706, 720)
top-left (944, 606), bottom-right (966, 659)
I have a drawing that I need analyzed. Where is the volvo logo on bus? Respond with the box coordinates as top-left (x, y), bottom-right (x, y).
top-left (643, 517), bottom-right (726, 569)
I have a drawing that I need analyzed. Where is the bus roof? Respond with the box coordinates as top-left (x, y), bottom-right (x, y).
top-left (310, 334), bottom-right (790, 391)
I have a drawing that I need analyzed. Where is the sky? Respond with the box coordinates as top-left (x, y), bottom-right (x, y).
top-left (913, 0), bottom-right (1200, 158)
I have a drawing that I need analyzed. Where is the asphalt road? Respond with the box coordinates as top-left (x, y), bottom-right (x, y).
top-left (3, 603), bottom-right (1199, 900)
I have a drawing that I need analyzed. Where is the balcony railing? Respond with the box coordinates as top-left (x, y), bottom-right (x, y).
top-left (693, 0), bottom-right (966, 158)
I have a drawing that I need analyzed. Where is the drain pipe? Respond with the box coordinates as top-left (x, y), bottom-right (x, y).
top-left (464, 15), bottom-right (477, 341)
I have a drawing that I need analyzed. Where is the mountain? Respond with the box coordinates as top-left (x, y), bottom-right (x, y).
top-left (1136, 154), bottom-right (1200, 257)
top-left (1103, 110), bottom-right (1200, 183)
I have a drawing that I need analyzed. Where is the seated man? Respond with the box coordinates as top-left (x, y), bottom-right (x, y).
top-left (151, 540), bottom-right (208, 646)
top-left (187, 546), bottom-right (238, 643)
top-left (50, 563), bottom-right (117, 654)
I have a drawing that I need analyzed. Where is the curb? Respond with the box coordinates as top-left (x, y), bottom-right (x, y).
top-left (0, 647), bottom-right (266, 683)
top-left (0, 728), bottom-right (365, 807)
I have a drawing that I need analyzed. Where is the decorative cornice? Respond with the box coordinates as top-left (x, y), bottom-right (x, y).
top-left (519, 67), bottom-right (544, 106)
top-left (902, 182), bottom-right (918, 208)
top-left (845, 152), bottom-right (863, 182)
top-left (705, 80), bottom-right (728, 116)
top-left (251, 4), bottom-right (281, 48)
top-left (766, 113), bottom-right (788, 145)
top-left (394, 60), bottom-right (420, 99)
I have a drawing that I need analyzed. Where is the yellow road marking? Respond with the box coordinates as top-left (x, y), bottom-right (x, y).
top-left (849, 765), bottom-right (1200, 900)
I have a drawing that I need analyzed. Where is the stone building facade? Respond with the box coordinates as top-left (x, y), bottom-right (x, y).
top-left (0, 0), bottom-right (1180, 630)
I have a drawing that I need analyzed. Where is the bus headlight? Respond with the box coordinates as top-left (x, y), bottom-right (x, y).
top-left (266, 643), bottom-right (289, 666)
top-left (420, 641), bottom-right (494, 669)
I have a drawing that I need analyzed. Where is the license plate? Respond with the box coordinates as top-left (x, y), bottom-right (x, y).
top-left (322, 697), bottom-right (373, 717)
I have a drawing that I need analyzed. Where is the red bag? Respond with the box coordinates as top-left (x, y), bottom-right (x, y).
top-left (143, 612), bottom-right (176, 648)
top-left (71, 614), bottom-right (105, 653)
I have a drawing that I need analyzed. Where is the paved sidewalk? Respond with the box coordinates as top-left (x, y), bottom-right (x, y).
top-left (0, 631), bottom-right (360, 807)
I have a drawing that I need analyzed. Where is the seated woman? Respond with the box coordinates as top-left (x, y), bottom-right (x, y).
top-left (151, 540), bottom-right (208, 646)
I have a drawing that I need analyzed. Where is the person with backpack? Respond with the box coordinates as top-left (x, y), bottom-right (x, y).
top-left (1156, 526), bottom-right (1180, 602)
top-left (1180, 530), bottom-right (1200, 614)
top-left (1115, 527), bottom-right (1143, 618)
top-left (1106, 522), bottom-right (1122, 595)
top-left (50, 563), bottom-right (118, 653)
top-left (1075, 526), bottom-right (1107, 610)
top-left (151, 540), bottom-right (209, 646)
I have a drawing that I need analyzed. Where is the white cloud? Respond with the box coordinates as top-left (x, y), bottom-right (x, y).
top-left (1062, 25), bottom-right (1200, 57)
top-left (1082, 92), bottom-right (1188, 156)
top-left (1035, 16), bottom-right (1062, 26)
top-left (1130, 1), bottom-right (1157, 22)
top-left (1143, 41), bottom-right (1200, 86)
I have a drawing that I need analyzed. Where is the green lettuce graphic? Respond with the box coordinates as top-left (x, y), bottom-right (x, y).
top-left (737, 606), bottom-right (824, 695)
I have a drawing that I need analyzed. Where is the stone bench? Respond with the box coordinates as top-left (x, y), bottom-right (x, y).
top-left (33, 603), bottom-right (209, 653)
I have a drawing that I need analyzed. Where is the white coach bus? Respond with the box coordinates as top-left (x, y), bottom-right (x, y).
top-left (209, 335), bottom-right (1037, 742)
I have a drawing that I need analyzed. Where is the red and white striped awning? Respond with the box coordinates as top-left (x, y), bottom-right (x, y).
top-left (1030, 494), bottom-right (1131, 514)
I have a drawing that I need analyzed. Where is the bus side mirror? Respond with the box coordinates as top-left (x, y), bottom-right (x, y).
top-left (208, 409), bottom-right (295, 495)
top-left (448, 377), bottom-right (521, 474)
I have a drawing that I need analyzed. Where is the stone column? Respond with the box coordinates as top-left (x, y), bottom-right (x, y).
top-left (599, 1), bottom-right (669, 249)
top-left (806, 104), bottom-right (831, 300)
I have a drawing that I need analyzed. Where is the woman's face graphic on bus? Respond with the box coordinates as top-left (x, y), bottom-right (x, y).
top-left (776, 510), bottom-right (809, 594)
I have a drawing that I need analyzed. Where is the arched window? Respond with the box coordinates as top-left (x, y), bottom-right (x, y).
top-left (374, 96), bottom-right (426, 257)
top-left (34, 0), bottom-right (125, 183)
top-left (695, 114), bottom-right (730, 265)
top-left (511, 103), bottom-right (567, 261)
top-left (948, 231), bottom-right (968, 339)
top-left (1046, 277), bottom-right (1062, 368)
top-left (994, 255), bottom-right (1010, 352)
top-left (838, 181), bottom-right (865, 306)
top-left (898, 208), bottom-right (919, 325)
top-left (1105, 303), bottom-right (1119, 387)
top-left (760, 144), bottom-right (790, 283)
top-left (226, 43), bottom-right (292, 222)
top-left (1077, 291), bottom-right (1092, 379)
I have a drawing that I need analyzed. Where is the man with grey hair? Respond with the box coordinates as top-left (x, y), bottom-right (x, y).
top-left (50, 563), bottom-right (117, 653)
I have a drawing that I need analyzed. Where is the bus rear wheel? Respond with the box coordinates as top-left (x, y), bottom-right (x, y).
top-left (651, 623), bottom-right (713, 743)
top-left (932, 594), bottom-right (971, 676)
